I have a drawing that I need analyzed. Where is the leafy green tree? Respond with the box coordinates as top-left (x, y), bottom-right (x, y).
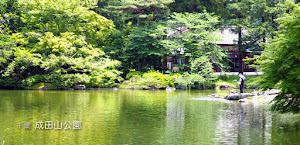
top-left (94, 0), bottom-right (126, 29)
top-left (162, 12), bottom-right (228, 70)
top-left (226, 0), bottom-right (285, 72)
top-left (255, 1), bottom-right (300, 112)
top-left (18, 0), bottom-right (115, 46)
top-left (174, 72), bottom-right (204, 90)
top-left (191, 56), bottom-right (217, 81)
top-left (0, 0), bottom-right (122, 89)
top-left (123, 24), bottom-right (166, 71)
top-left (0, 0), bottom-right (24, 33)
top-left (112, 0), bottom-right (174, 26)
top-left (170, 0), bottom-right (230, 18)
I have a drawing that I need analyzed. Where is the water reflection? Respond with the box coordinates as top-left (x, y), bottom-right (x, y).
top-left (165, 94), bottom-right (185, 144)
top-left (213, 102), bottom-right (273, 145)
top-left (0, 90), bottom-right (299, 144)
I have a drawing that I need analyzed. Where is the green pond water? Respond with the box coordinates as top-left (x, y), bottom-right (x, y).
top-left (0, 90), bottom-right (300, 145)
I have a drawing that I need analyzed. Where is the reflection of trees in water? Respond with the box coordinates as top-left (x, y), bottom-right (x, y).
top-left (1, 90), bottom-right (300, 144)
top-left (214, 102), bottom-right (272, 144)
top-left (165, 94), bottom-right (226, 144)
top-left (165, 95), bottom-right (185, 144)
top-left (271, 113), bottom-right (300, 144)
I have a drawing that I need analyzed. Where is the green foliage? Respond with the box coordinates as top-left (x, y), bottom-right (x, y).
top-left (97, 2), bottom-right (229, 73)
top-left (126, 70), bottom-right (143, 79)
top-left (254, 1), bottom-right (300, 113)
top-left (219, 74), bottom-right (229, 81)
top-left (31, 83), bottom-right (55, 90)
top-left (122, 24), bottom-right (167, 71)
top-left (121, 71), bottom-right (177, 89)
top-left (0, 76), bottom-right (21, 89)
top-left (18, 0), bottom-right (115, 46)
top-left (21, 73), bottom-right (122, 89)
top-left (191, 56), bottom-right (217, 79)
top-left (0, 0), bottom-right (293, 92)
top-left (216, 75), bottom-right (259, 89)
top-left (170, 0), bottom-right (230, 18)
top-left (0, 0), bottom-right (122, 89)
top-left (112, 0), bottom-right (174, 25)
top-left (174, 72), bottom-right (205, 90)
top-left (225, 0), bottom-right (286, 72)
top-left (142, 71), bottom-right (168, 85)
top-left (161, 12), bottom-right (228, 70)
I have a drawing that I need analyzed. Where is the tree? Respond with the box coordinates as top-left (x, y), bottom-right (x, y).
top-left (94, 0), bottom-right (125, 29)
top-left (18, 0), bottom-right (115, 46)
top-left (122, 24), bottom-right (166, 71)
top-left (112, 0), bottom-right (174, 26)
top-left (255, 1), bottom-right (300, 113)
top-left (226, 0), bottom-right (285, 73)
top-left (0, 0), bottom-right (25, 35)
top-left (174, 72), bottom-right (205, 90)
top-left (162, 12), bottom-right (228, 70)
top-left (170, 0), bottom-right (230, 18)
top-left (191, 56), bottom-right (217, 80)
top-left (0, 0), bottom-right (122, 89)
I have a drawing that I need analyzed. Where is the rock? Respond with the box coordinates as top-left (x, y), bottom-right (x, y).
top-left (225, 93), bottom-right (255, 100)
top-left (74, 84), bottom-right (85, 90)
top-left (258, 92), bottom-right (264, 95)
top-left (166, 86), bottom-right (176, 91)
top-left (265, 89), bottom-right (280, 95)
top-left (225, 94), bottom-right (240, 100)
top-left (238, 99), bottom-right (247, 102)
top-left (211, 84), bottom-right (216, 89)
top-left (149, 87), bottom-right (158, 90)
top-left (248, 86), bottom-right (258, 89)
top-left (220, 84), bottom-right (234, 89)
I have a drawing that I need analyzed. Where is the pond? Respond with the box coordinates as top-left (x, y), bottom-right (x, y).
top-left (0, 90), bottom-right (299, 144)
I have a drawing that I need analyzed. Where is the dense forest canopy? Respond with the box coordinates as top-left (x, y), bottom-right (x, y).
top-left (0, 0), bottom-right (299, 112)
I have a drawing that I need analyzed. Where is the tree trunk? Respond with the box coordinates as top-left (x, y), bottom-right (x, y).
top-left (238, 26), bottom-right (243, 73)
top-left (151, 6), bottom-right (156, 21)
top-left (262, 15), bottom-right (266, 42)
top-left (137, 16), bottom-right (140, 26)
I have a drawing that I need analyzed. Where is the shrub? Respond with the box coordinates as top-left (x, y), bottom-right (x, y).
top-left (174, 72), bottom-right (204, 90)
top-left (0, 76), bottom-right (21, 89)
top-left (126, 70), bottom-right (143, 80)
top-left (21, 72), bottom-right (122, 89)
top-left (121, 71), bottom-right (177, 89)
top-left (219, 74), bottom-right (229, 81)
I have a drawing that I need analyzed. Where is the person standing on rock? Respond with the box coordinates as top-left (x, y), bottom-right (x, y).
top-left (238, 72), bottom-right (246, 93)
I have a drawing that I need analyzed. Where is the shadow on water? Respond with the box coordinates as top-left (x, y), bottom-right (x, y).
top-left (0, 90), bottom-right (299, 144)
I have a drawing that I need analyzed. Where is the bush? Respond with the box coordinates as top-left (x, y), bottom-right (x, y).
top-left (126, 70), bottom-right (143, 80)
top-left (121, 71), bottom-right (177, 89)
top-left (0, 76), bottom-right (22, 89)
top-left (21, 72), bottom-right (122, 89)
top-left (174, 72), bottom-right (204, 89)
top-left (219, 74), bottom-right (229, 81)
